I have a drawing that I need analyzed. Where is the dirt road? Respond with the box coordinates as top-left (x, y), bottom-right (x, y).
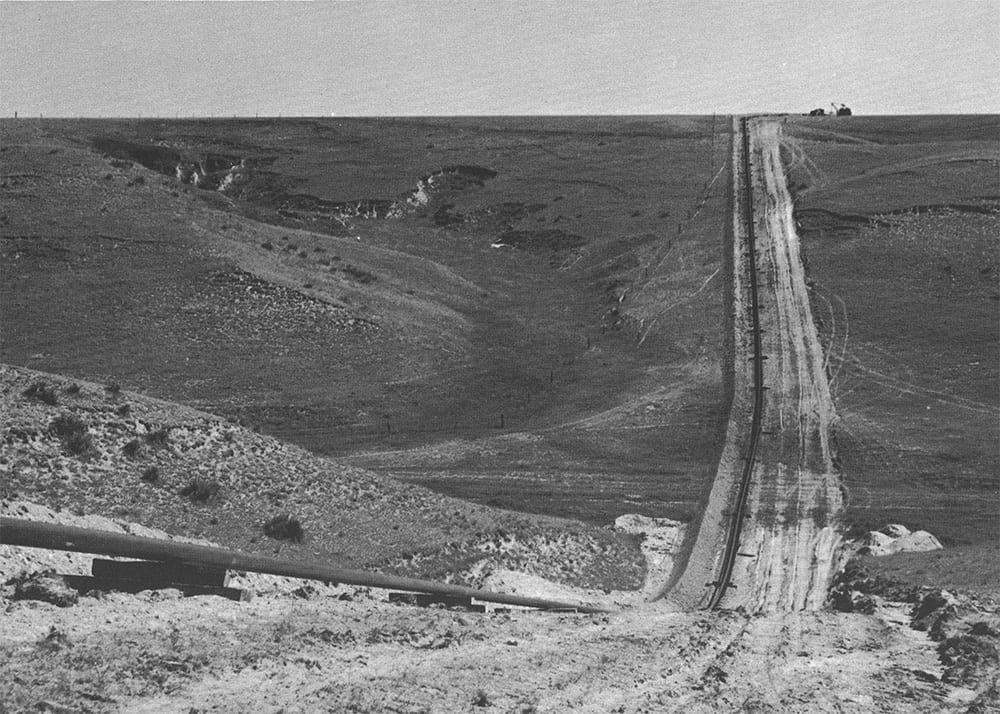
top-left (727, 118), bottom-right (844, 611)
top-left (664, 118), bottom-right (842, 612)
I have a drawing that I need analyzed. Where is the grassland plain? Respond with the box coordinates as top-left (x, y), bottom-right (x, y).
top-left (0, 116), bottom-right (730, 529)
top-left (782, 115), bottom-right (1000, 550)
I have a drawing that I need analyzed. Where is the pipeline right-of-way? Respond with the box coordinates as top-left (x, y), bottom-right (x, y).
top-left (706, 116), bottom-right (765, 610)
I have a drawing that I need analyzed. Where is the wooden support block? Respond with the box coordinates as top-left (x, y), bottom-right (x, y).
top-left (63, 574), bottom-right (249, 602)
top-left (388, 592), bottom-right (484, 611)
top-left (91, 559), bottom-right (229, 587)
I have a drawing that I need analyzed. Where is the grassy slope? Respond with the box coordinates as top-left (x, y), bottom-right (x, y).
top-left (784, 115), bottom-right (1000, 547)
top-left (1, 116), bottom-right (729, 527)
top-left (1, 365), bottom-right (643, 590)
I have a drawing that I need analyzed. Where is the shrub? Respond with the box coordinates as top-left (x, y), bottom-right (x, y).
top-left (179, 478), bottom-right (219, 503)
top-left (262, 513), bottom-right (305, 543)
top-left (23, 381), bottom-right (58, 406)
top-left (140, 466), bottom-right (159, 483)
top-left (261, 241), bottom-right (274, 250)
top-left (116, 403), bottom-right (131, 416)
top-left (65, 383), bottom-right (81, 396)
top-left (49, 413), bottom-right (97, 458)
top-left (105, 382), bottom-right (121, 396)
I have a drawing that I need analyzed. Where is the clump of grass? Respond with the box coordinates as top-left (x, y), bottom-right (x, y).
top-left (121, 438), bottom-right (144, 459)
top-left (64, 383), bottom-right (81, 396)
top-left (179, 478), bottom-right (219, 503)
top-left (472, 690), bottom-right (490, 708)
top-left (261, 241), bottom-right (274, 250)
top-left (140, 466), bottom-right (159, 483)
top-left (341, 265), bottom-right (376, 284)
top-left (144, 427), bottom-right (170, 447)
top-left (23, 381), bottom-right (58, 406)
top-left (105, 382), bottom-right (122, 396)
top-left (116, 403), bottom-right (131, 416)
top-left (49, 413), bottom-right (97, 458)
top-left (262, 513), bottom-right (305, 543)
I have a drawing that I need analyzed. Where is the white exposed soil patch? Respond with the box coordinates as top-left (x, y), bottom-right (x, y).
top-left (613, 513), bottom-right (686, 599)
top-left (853, 523), bottom-right (944, 557)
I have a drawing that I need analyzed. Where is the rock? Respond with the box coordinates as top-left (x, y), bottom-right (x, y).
top-left (856, 530), bottom-right (894, 556)
top-left (967, 679), bottom-right (1000, 713)
top-left (828, 583), bottom-right (878, 614)
top-left (890, 530), bottom-right (943, 554)
top-left (938, 634), bottom-right (1000, 687)
top-left (970, 621), bottom-right (1000, 638)
top-left (880, 523), bottom-right (911, 538)
top-left (702, 663), bottom-right (729, 684)
top-left (12, 571), bottom-right (78, 607)
top-left (912, 590), bottom-right (959, 632)
top-left (614, 513), bottom-right (684, 534)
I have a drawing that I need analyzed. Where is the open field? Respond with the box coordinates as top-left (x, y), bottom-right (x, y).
top-left (783, 115), bottom-right (1000, 548)
top-left (1, 116), bottom-right (729, 527)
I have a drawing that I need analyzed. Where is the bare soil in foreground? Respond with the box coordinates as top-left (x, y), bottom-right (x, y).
top-left (2, 504), bottom-right (998, 713)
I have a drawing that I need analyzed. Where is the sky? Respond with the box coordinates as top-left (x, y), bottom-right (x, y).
top-left (1, 0), bottom-right (997, 117)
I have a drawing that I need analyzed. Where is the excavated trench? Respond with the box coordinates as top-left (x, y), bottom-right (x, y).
top-left (92, 136), bottom-right (501, 230)
top-left (92, 138), bottom-right (599, 272)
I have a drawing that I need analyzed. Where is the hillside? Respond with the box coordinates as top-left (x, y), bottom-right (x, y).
top-left (1, 116), bottom-right (729, 527)
top-left (783, 115), bottom-right (1000, 546)
top-left (0, 364), bottom-right (644, 590)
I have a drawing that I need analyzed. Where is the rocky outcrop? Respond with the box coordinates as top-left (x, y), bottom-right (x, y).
top-left (829, 557), bottom-right (1000, 697)
top-left (855, 524), bottom-right (943, 557)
